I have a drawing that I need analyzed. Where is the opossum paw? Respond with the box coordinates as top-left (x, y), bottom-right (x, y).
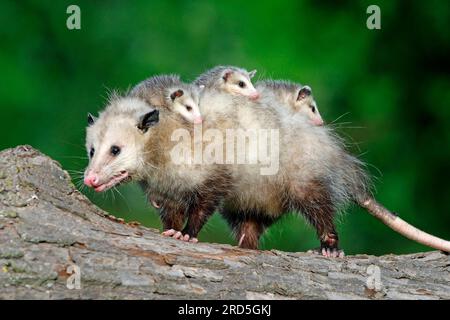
top-left (321, 247), bottom-right (345, 258)
top-left (162, 229), bottom-right (177, 237)
top-left (180, 233), bottom-right (198, 243)
top-left (163, 229), bottom-right (198, 243)
top-left (308, 247), bottom-right (345, 258)
top-left (189, 237), bottom-right (199, 243)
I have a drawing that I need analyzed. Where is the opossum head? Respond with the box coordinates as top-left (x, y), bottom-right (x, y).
top-left (196, 66), bottom-right (259, 100)
top-left (165, 85), bottom-right (203, 124)
top-left (220, 68), bottom-right (259, 100)
top-left (294, 86), bottom-right (324, 126)
top-left (84, 97), bottom-right (159, 192)
top-left (256, 80), bottom-right (324, 126)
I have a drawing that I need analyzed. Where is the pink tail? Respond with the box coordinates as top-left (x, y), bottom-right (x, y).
top-left (359, 198), bottom-right (450, 253)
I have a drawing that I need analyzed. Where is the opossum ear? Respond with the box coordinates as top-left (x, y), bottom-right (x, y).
top-left (222, 71), bottom-right (232, 82)
top-left (138, 109), bottom-right (159, 132)
top-left (170, 89), bottom-right (184, 101)
top-left (248, 70), bottom-right (257, 78)
top-left (297, 85), bottom-right (312, 101)
top-left (87, 113), bottom-right (96, 126)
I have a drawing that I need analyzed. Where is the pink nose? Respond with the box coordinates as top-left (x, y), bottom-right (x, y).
top-left (311, 118), bottom-right (324, 126)
top-left (84, 172), bottom-right (99, 187)
top-left (250, 92), bottom-right (260, 100)
top-left (194, 117), bottom-right (203, 124)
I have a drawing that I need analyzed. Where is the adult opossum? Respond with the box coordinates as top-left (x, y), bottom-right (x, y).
top-left (84, 87), bottom-right (450, 256)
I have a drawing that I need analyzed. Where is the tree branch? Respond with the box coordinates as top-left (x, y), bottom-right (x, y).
top-left (0, 145), bottom-right (448, 299)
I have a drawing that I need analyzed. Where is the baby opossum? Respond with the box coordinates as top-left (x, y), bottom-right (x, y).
top-left (149, 65), bottom-right (262, 232)
top-left (130, 74), bottom-right (203, 124)
top-left (130, 75), bottom-right (204, 211)
top-left (256, 80), bottom-right (324, 126)
top-left (84, 87), bottom-right (450, 256)
top-left (194, 65), bottom-right (259, 100)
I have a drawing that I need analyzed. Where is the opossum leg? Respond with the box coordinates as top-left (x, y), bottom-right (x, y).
top-left (157, 199), bottom-right (186, 236)
top-left (180, 206), bottom-right (215, 242)
top-left (292, 180), bottom-right (344, 258)
top-left (221, 208), bottom-right (273, 250)
top-left (304, 212), bottom-right (344, 258)
top-left (235, 220), bottom-right (265, 249)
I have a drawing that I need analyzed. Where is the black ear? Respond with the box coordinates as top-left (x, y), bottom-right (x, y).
top-left (297, 85), bottom-right (312, 100)
top-left (170, 89), bottom-right (184, 101)
top-left (87, 113), bottom-right (96, 126)
top-left (222, 71), bottom-right (232, 82)
top-left (138, 109), bottom-right (159, 132)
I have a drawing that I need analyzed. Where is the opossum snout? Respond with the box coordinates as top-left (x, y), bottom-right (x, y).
top-left (249, 91), bottom-right (260, 100)
top-left (84, 171), bottom-right (100, 187)
top-left (313, 118), bottom-right (324, 126)
top-left (194, 116), bottom-right (203, 124)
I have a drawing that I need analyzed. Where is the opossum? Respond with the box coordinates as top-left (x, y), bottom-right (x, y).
top-left (84, 88), bottom-right (450, 256)
top-left (130, 74), bottom-right (203, 124)
top-left (129, 75), bottom-right (204, 210)
top-left (198, 88), bottom-right (450, 256)
top-left (256, 80), bottom-right (324, 126)
top-left (194, 65), bottom-right (259, 100)
top-left (84, 94), bottom-right (231, 243)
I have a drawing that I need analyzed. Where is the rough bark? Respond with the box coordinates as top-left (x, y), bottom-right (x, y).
top-left (0, 145), bottom-right (448, 300)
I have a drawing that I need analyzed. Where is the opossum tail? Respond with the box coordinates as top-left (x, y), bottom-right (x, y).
top-left (359, 197), bottom-right (450, 253)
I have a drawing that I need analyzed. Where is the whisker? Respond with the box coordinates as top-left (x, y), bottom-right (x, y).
top-left (330, 112), bottom-right (350, 124)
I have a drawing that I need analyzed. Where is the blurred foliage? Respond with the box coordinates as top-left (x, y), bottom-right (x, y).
top-left (1, 0), bottom-right (449, 255)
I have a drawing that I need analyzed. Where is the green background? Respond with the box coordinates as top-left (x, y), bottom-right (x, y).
top-left (1, 0), bottom-right (449, 255)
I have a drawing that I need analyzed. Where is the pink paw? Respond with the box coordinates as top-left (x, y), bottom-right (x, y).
top-left (321, 247), bottom-right (345, 258)
top-left (308, 247), bottom-right (345, 258)
top-left (162, 229), bottom-right (198, 243)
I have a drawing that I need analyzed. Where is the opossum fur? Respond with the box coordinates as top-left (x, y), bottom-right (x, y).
top-left (256, 79), bottom-right (323, 125)
top-left (130, 74), bottom-right (202, 124)
top-left (85, 89), bottom-right (450, 254)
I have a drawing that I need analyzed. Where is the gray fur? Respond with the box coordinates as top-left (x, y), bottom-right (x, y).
top-left (194, 65), bottom-right (251, 88)
top-left (129, 74), bottom-right (182, 107)
top-left (85, 79), bottom-right (450, 253)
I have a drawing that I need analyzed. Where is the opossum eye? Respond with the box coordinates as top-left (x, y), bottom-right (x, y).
top-left (185, 105), bottom-right (193, 111)
top-left (238, 81), bottom-right (246, 88)
top-left (311, 106), bottom-right (316, 113)
top-left (110, 145), bottom-right (121, 156)
top-left (89, 148), bottom-right (95, 158)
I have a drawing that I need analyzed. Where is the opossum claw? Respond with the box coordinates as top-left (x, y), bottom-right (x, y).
top-left (151, 199), bottom-right (161, 208)
top-left (238, 233), bottom-right (246, 247)
top-left (173, 231), bottom-right (183, 239)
